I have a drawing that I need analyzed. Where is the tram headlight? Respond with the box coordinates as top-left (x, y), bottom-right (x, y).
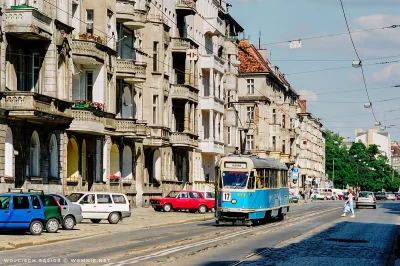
top-left (231, 199), bottom-right (237, 204)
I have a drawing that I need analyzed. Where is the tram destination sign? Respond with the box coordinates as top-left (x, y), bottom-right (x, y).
top-left (225, 162), bottom-right (247, 169)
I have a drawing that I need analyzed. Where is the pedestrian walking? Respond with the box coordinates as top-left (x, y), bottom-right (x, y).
top-left (341, 188), bottom-right (355, 218)
top-left (304, 187), bottom-right (309, 203)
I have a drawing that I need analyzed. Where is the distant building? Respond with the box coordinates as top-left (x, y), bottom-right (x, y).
top-left (391, 142), bottom-right (400, 174)
top-left (355, 128), bottom-right (391, 164)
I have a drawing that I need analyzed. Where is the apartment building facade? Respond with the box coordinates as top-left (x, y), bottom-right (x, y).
top-left (0, 0), bottom-right (247, 207)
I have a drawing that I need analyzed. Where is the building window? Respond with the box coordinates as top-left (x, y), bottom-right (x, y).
top-left (247, 106), bottom-right (254, 122)
top-left (153, 95), bottom-right (158, 124)
top-left (272, 136), bottom-right (276, 150)
top-left (227, 126), bottom-right (231, 145)
top-left (86, 10), bottom-right (94, 34)
top-left (272, 109), bottom-right (276, 124)
top-left (153, 42), bottom-right (159, 72)
top-left (246, 135), bottom-right (254, 150)
top-left (282, 114), bottom-right (286, 128)
top-left (85, 71), bottom-right (93, 101)
top-left (24, 53), bottom-right (41, 92)
top-left (247, 79), bottom-right (254, 94)
top-left (282, 140), bottom-right (286, 154)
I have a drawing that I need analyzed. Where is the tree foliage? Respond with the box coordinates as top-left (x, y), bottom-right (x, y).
top-left (325, 131), bottom-right (400, 191)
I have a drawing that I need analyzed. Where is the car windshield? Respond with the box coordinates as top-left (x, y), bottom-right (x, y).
top-left (388, 193), bottom-right (394, 195)
top-left (205, 192), bottom-right (215, 198)
top-left (222, 171), bottom-right (249, 189)
top-left (359, 192), bottom-right (372, 198)
top-left (67, 193), bottom-right (84, 202)
top-left (166, 191), bottom-right (179, 198)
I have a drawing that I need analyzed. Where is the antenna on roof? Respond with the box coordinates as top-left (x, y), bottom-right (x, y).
top-left (259, 31), bottom-right (261, 49)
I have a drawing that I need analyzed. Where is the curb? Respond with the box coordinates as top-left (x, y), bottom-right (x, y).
top-left (1, 215), bottom-right (215, 252)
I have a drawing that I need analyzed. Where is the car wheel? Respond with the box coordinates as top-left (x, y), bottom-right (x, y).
top-left (356, 205), bottom-right (359, 209)
top-left (108, 212), bottom-right (120, 224)
top-left (324, 197), bottom-right (327, 200)
top-left (46, 218), bottom-right (59, 233)
top-left (163, 203), bottom-right (172, 212)
top-left (63, 215), bottom-right (75, 230)
top-left (91, 219), bottom-right (101, 223)
top-left (29, 220), bottom-right (43, 235)
top-left (211, 206), bottom-right (215, 213)
top-left (373, 205), bottom-right (377, 209)
top-left (198, 205), bottom-right (207, 214)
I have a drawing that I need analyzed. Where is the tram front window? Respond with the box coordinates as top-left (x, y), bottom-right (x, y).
top-left (222, 172), bottom-right (249, 189)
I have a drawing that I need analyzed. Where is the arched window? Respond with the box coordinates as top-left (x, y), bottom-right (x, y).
top-left (49, 134), bottom-right (58, 178)
top-left (152, 149), bottom-right (161, 182)
top-left (122, 146), bottom-right (133, 182)
top-left (5, 128), bottom-right (13, 177)
top-left (30, 131), bottom-right (40, 177)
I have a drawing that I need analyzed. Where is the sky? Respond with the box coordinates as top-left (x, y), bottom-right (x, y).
top-left (228, 0), bottom-right (400, 142)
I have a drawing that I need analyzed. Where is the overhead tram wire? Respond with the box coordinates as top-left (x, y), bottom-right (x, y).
top-left (339, 0), bottom-right (378, 123)
top-left (261, 24), bottom-right (400, 46)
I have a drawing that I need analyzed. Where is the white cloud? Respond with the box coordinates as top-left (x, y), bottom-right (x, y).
top-left (371, 63), bottom-right (400, 82)
top-left (298, 90), bottom-right (318, 104)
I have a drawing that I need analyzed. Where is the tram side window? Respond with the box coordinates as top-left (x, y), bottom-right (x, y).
top-left (269, 170), bottom-right (276, 188)
top-left (282, 171), bottom-right (288, 187)
top-left (277, 171), bottom-right (282, 188)
top-left (256, 169), bottom-right (265, 189)
top-left (248, 172), bottom-right (255, 189)
top-left (264, 170), bottom-right (270, 189)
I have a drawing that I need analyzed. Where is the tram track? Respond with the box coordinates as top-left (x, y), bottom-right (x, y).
top-left (104, 205), bottom-right (342, 266)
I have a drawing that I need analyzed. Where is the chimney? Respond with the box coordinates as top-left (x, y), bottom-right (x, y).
top-left (257, 48), bottom-right (268, 61)
top-left (354, 128), bottom-right (363, 137)
top-left (299, 100), bottom-right (307, 113)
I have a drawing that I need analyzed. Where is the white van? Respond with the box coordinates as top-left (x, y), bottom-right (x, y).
top-left (67, 192), bottom-right (131, 224)
top-left (311, 188), bottom-right (333, 200)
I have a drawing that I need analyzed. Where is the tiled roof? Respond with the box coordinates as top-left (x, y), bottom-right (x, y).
top-left (391, 145), bottom-right (400, 156)
top-left (238, 40), bottom-right (272, 73)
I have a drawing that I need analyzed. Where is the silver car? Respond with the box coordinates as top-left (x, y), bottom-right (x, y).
top-left (52, 194), bottom-right (83, 230)
top-left (356, 191), bottom-right (376, 209)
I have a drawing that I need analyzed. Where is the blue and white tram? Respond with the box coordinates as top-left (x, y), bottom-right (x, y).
top-left (215, 154), bottom-right (289, 225)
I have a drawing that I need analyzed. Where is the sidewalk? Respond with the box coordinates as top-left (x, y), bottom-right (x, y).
top-left (0, 208), bottom-right (214, 251)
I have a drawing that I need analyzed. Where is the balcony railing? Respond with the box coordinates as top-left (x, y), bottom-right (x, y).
top-left (170, 132), bottom-right (198, 148)
top-left (116, 0), bottom-right (136, 23)
top-left (171, 37), bottom-right (198, 52)
top-left (5, 7), bottom-right (52, 40)
top-left (171, 84), bottom-right (199, 103)
top-left (71, 39), bottom-right (106, 65)
top-left (176, 0), bottom-right (196, 15)
top-left (200, 54), bottom-right (225, 73)
top-left (116, 59), bottom-right (147, 84)
top-left (204, 17), bottom-right (224, 36)
top-left (3, 91), bottom-right (72, 123)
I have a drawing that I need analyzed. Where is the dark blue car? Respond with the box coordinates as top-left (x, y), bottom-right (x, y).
top-left (0, 193), bottom-right (46, 235)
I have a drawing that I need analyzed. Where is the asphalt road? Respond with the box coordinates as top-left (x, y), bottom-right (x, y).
top-left (0, 200), bottom-right (398, 266)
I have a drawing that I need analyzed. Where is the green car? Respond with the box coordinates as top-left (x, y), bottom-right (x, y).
top-left (27, 190), bottom-right (63, 233)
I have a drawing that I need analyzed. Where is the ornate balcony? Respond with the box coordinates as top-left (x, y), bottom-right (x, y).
top-left (5, 7), bottom-right (52, 41)
top-left (200, 54), bottom-right (225, 74)
top-left (116, 59), bottom-right (147, 84)
top-left (199, 140), bottom-right (224, 155)
top-left (3, 92), bottom-right (73, 124)
top-left (200, 96), bottom-right (224, 113)
top-left (171, 84), bottom-right (199, 103)
top-left (69, 109), bottom-right (115, 134)
top-left (143, 126), bottom-right (170, 147)
top-left (115, 118), bottom-right (147, 138)
top-left (176, 0), bottom-right (197, 15)
top-left (71, 39), bottom-right (106, 65)
top-left (171, 38), bottom-right (198, 53)
top-left (170, 132), bottom-right (198, 148)
top-left (116, 0), bottom-right (136, 23)
top-left (124, 0), bottom-right (149, 30)
top-left (204, 17), bottom-right (224, 36)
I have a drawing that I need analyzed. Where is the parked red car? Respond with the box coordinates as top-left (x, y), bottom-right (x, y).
top-left (150, 190), bottom-right (214, 214)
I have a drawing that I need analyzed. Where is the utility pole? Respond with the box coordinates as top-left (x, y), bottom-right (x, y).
top-left (332, 159), bottom-right (335, 188)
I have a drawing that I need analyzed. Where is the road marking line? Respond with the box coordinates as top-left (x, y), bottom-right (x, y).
top-left (103, 207), bottom-right (341, 266)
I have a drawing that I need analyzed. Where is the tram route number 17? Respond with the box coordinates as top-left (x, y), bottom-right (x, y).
top-left (222, 192), bottom-right (231, 202)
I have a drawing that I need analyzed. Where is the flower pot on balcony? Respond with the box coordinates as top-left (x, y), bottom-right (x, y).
top-left (74, 104), bottom-right (84, 109)
top-left (110, 181), bottom-right (120, 186)
top-left (83, 104), bottom-right (89, 108)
